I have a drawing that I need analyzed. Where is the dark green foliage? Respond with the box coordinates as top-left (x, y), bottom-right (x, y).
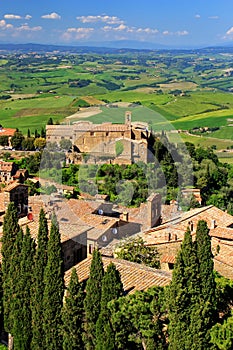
top-left (13, 227), bottom-right (35, 350)
top-left (0, 135), bottom-right (8, 146)
top-left (168, 222), bottom-right (217, 350)
top-left (110, 286), bottom-right (167, 350)
top-left (96, 263), bottom-right (124, 350)
top-left (215, 273), bottom-right (233, 320)
top-left (59, 138), bottom-right (72, 150)
top-left (193, 220), bottom-right (217, 349)
top-left (0, 264), bottom-right (4, 336)
top-left (84, 249), bottom-right (104, 350)
top-left (11, 131), bottom-right (25, 150)
top-left (62, 268), bottom-right (85, 350)
top-left (43, 214), bottom-right (64, 350)
top-left (116, 237), bottom-right (160, 268)
top-left (47, 117), bottom-right (53, 125)
top-left (2, 203), bottom-right (20, 276)
top-left (31, 209), bottom-right (49, 350)
top-left (168, 227), bottom-right (198, 349)
top-left (211, 311), bottom-right (233, 350)
top-left (1, 203), bottom-right (20, 333)
top-left (22, 137), bottom-right (35, 151)
top-left (4, 228), bottom-right (24, 338)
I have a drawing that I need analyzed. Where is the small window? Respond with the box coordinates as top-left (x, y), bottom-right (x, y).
top-left (90, 132), bottom-right (94, 136)
top-left (106, 132), bottom-right (109, 136)
top-left (89, 244), bottom-right (93, 254)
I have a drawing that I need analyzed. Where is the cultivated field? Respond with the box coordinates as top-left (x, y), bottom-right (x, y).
top-left (1, 49), bottom-right (233, 157)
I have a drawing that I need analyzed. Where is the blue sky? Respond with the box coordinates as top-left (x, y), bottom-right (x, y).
top-left (0, 0), bottom-right (233, 47)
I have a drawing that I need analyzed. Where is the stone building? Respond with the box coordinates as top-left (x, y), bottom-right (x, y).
top-left (4, 183), bottom-right (28, 218)
top-left (140, 205), bottom-right (233, 280)
top-left (0, 161), bottom-right (18, 183)
top-left (46, 112), bottom-right (153, 164)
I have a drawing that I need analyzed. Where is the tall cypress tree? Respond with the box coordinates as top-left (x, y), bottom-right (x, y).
top-left (43, 214), bottom-right (64, 350)
top-left (168, 222), bottom-right (217, 350)
top-left (84, 249), bottom-right (104, 350)
top-left (0, 264), bottom-right (3, 336)
top-left (3, 225), bottom-right (23, 335)
top-left (31, 208), bottom-right (49, 350)
top-left (13, 227), bottom-right (35, 350)
top-left (96, 262), bottom-right (124, 350)
top-left (2, 202), bottom-right (20, 279)
top-left (190, 220), bottom-right (217, 349)
top-left (168, 227), bottom-right (197, 350)
top-left (62, 268), bottom-right (85, 350)
top-left (1, 202), bottom-right (20, 333)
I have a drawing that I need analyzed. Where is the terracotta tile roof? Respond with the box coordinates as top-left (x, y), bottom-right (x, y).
top-left (212, 238), bottom-right (233, 279)
top-left (20, 217), bottom-right (88, 243)
top-left (82, 214), bottom-right (119, 240)
top-left (179, 205), bottom-right (233, 228)
top-left (0, 128), bottom-right (16, 137)
top-left (13, 169), bottom-right (28, 179)
top-left (0, 193), bottom-right (5, 212)
top-left (4, 182), bottom-right (28, 192)
top-left (144, 206), bottom-right (233, 237)
top-left (67, 199), bottom-right (96, 217)
top-left (93, 124), bottom-right (130, 132)
top-left (161, 254), bottom-right (176, 264)
top-left (210, 227), bottom-right (233, 240)
top-left (64, 256), bottom-right (172, 293)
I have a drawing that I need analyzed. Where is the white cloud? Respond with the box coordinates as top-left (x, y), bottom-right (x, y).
top-left (0, 20), bottom-right (6, 28)
top-left (0, 20), bottom-right (13, 30)
top-left (41, 12), bottom-right (61, 20)
top-left (4, 14), bottom-right (22, 20)
top-left (113, 24), bottom-right (128, 31)
top-left (63, 27), bottom-right (94, 40)
top-left (136, 27), bottom-right (159, 34)
top-left (67, 27), bottom-right (94, 33)
top-left (208, 16), bottom-right (219, 19)
top-left (162, 30), bottom-right (188, 36)
top-left (25, 15), bottom-right (32, 20)
top-left (76, 15), bottom-right (124, 25)
top-left (16, 25), bottom-right (42, 32)
top-left (195, 14), bottom-right (201, 19)
top-left (177, 30), bottom-right (189, 36)
top-left (102, 24), bottom-right (158, 35)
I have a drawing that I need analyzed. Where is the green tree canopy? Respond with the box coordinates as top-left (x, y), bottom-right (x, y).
top-left (62, 268), bottom-right (85, 350)
top-left (84, 249), bottom-right (104, 349)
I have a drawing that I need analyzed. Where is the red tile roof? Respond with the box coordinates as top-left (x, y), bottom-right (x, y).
top-left (64, 255), bottom-right (172, 293)
top-left (161, 255), bottom-right (176, 264)
top-left (210, 227), bottom-right (233, 240)
top-left (0, 128), bottom-right (16, 137)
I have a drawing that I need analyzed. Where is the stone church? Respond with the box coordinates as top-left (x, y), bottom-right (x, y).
top-left (46, 112), bottom-right (154, 164)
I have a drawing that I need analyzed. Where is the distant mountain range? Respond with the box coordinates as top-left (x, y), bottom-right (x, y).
top-left (0, 41), bottom-right (233, 54)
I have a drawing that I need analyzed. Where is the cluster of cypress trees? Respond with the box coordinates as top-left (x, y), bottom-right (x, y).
top-left (1, 204), bottom-right (124, 350)
top-left (1, 203), bottom-right (232, 349)
top-left (1, 204), bottom-right (64, 350)
top-left (168, 220), bottom-right (217, 349)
